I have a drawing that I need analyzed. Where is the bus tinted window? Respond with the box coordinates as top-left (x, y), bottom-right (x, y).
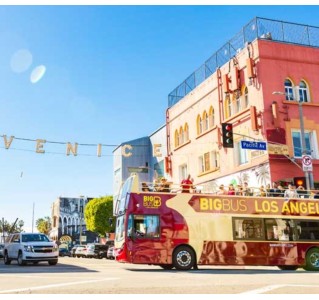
top-left (296, 220), bottom-right (319, 240)
top-left (233, 218), bottom-right (264, 240)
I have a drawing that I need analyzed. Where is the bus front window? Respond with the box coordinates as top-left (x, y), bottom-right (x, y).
top-left (127, 214), bottom-right (160, 239)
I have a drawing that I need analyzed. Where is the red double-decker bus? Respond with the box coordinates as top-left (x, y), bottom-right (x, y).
top-left (114, 174), bottom-right (319, 271)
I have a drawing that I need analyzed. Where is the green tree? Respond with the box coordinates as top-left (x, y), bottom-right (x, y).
top-left (84, 196), bottom-right (114, 236)
top-left (0, 218), bottom-right (24, 234)
top-left (36, 216), bottom-right (52, 235)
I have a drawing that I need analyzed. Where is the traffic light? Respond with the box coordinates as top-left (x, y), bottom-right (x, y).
top-left (222, 123), bottom-right (234, 148)
top-left (293, 177), bottom-right (306, 189)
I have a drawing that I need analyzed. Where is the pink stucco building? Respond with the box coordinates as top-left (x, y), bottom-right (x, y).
top-left (166, 17), bottom-right (319, 193)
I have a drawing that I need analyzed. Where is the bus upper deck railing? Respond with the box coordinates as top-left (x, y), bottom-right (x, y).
top-left (140, 181), bottom-right (319, 200)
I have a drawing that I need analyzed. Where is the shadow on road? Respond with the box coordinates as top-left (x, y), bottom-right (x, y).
top-left (0, 262), bottom-right (97, 274)
top-left (125, 267), bottom-right (308, 275)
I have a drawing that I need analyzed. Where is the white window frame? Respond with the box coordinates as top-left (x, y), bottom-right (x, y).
top-left (291, 129), bottom-right (318, 159)
top-left (285, 79), bottom-right (294, 101)
top-left (179, 164), bottom-right (188, 183)
top-left (235, 141), bottom-right (248, 165)
top-left (299, 81), bottom-right (309, 103)
top-left (198, 151), bottom-right (219, 174)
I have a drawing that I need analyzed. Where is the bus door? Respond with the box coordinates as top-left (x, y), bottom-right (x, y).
top-left (127, 214), bottom-right (161, 264)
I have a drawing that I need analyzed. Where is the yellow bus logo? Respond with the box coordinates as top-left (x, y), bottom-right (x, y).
top-left (143, 196), bottom-right (161, 208)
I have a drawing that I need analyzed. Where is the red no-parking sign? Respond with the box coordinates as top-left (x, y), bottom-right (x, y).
top-left (302, 155), bottom-right (313, 171)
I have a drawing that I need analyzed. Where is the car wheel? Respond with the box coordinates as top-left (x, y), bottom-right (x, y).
top-left (303, 248), bottom-right (319, 271)
top-left (4, 252), bottom-right (11, 265)
top-left (17, 252), bottom-right (26, 266)
top-left (173, 246), bottom-right (195, 270)
top-left (48, 260), bottom-right (58, 266)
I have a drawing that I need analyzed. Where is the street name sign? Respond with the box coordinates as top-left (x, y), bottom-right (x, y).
top-left (241, 140), bottom-right (267, 150)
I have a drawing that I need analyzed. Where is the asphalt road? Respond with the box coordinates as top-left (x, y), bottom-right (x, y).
top-left (0, 257), bottom-right (319, 294)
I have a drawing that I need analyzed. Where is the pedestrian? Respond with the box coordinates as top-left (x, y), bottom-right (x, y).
top-left (180, 174), bottom-right (193, 193)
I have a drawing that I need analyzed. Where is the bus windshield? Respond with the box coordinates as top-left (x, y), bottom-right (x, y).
top-left (115, 175), bottom-right (134, 216)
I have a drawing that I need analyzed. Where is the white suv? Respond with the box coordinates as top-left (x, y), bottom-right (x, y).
top-left (3, 233), bottom-right (59, 266)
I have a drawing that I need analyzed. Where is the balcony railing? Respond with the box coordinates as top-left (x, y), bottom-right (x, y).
top-left (168, 17), bottom-right (319, 108)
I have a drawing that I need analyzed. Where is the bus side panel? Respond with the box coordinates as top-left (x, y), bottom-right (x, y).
top-left (198, 241), bottom-right (301, 266)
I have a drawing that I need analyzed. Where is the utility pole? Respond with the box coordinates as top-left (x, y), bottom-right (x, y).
top-left (298, 101), bottom-right (312, 191)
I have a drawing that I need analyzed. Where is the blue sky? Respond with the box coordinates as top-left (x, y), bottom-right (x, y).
top-left (1, 5), bottom-right (319, 231)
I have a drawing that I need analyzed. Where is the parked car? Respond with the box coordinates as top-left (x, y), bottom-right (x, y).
top-left (106, 246), bottom-right (115, 260)
top-left (59, 248), bottom-right (71, 257)
top-left (74, 245), bottom-right (87, 258)
top-left (71, 244), bottom-right (81, 257)
top-left (83, 243), bottom-right (108, 258)
top-left (3, 233), bottom-right (58, 266)
top-left (0, 243), bottom-right (4, 258)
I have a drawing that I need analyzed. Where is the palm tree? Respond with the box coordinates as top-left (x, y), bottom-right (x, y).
top-left (36, 217), bottom-right (52, 235)
top-left (255, 164), bottom-right (270, 186)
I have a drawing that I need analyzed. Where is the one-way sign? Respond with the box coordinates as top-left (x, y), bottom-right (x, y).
top-left (241, 140), bottom-right (267, 150)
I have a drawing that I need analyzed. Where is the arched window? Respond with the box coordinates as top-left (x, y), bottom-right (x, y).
top-left (209, 106), bottom-right (215, 128)
top-left (203, 111), bottom-right (209, 131)
top-left (299, 80), bottom-right (309, 103)
top-left (179, 126), bottom-right (184, 145)
top-left (235, 93), bottom-right (241, 113)
top-left (184, 123), bottom-right (189, 142)
top-left (174, 129), bottom-right (179, 148)
top-left (244, 87), bottom-right (249, 108)
top-left (225, 95), bottom-right (232, 118)
top-left (284, 79), bottom-right (294, 100)
top-left (197, 114), bottom-right (202, 135)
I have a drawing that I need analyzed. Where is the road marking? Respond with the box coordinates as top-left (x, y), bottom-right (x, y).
top-left (240, 284), bottom-right (319, 294)
top-left (0, 278), bottom-right (119, 294)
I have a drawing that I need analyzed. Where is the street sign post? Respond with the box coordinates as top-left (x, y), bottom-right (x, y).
top-left (240, 141), bottom-right (267, 150)
top-left (302, 155), bottom-right (313, 172)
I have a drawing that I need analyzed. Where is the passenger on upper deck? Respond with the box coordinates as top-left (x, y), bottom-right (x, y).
top-left (180, 174), bottom-right (193, 193)
top-left (284, 184), bottom-right (298, 200)
top-left (242, 182), bottom-right (252, 196)
top-left (217, 184), bottom-right (227, 195)
top-left (227, 184), bottom-right (235, 195)
top-left (157, 177), bottom-right (171, 193)
top-left (141, 182), bottom-right (150, 192)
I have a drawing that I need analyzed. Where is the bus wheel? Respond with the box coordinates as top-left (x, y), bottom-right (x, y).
top-left (173, 246), bottom-right (195, 270)
top-left (304, 248), bottom-right (319, 271)
top-left (278, 265), bottom-right (298, 271)
top-left (159, 264), bottom-right (174, 270)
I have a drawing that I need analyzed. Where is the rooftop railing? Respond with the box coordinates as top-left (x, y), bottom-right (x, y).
top-left (168, 17), bottom-right (319, 108)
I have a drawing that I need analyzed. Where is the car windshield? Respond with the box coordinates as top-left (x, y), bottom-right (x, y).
top-left (22, 234), bottom-right (50, 242)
